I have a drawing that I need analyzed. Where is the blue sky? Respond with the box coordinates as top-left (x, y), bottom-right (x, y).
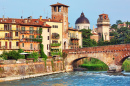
top-left (0, 0), bottom-right (130, 29)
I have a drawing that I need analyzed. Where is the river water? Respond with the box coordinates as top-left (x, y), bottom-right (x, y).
top-left (0, 71), bottom-right (130, 86)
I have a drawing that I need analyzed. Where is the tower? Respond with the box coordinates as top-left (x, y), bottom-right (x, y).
top-left (50, 2), bottom-right (69, 49)
top-left (97, 14), bottom-right (110, 41)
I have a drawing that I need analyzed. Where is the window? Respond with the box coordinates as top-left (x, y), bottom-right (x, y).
top-left (48, 28), bottom-right (49, 32)
top-left (21, 26), bottom-right (25, 32)
top-left (16, 25), bottom-right (19, 30)
top-left (29, 27), bottom-right (34, 33)
top-left (52, 40), bottom-right (58, 43)
top-left (48, 36), bottom-right (49, 40)
top-left (47, 44), bottom-right (48, 50)
top-left (15, 32), bottom-right (18, 36)
top-left (54, 6), bottom-right (56, 12)
top-left (58, 6), bottom-right (61, 12)
top-left (9, 25), bottom-right (12, 30)
top-left (22, 35), bottom-right (24, 38)
top-left (37, 27), bottom-right (39, 34)
top-left (22, 43), bottom-right (24, 47)
top-left (4, 24), bottom-right (8, 30)
top-left (78, 26), bottom-right (79, 29)
top-left (29, 35), bottom-right (34, 39)
top-left (30, 44), bottom-right (33, 50)
top-left (16, 42), bottom-right (19, 46)
top-left (70, 33), bottom-right (71, 37)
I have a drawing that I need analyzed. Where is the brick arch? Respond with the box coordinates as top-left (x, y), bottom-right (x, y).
top-left (71, 56), bottom-right (109, 67)
top-left (66, 54), bottom-right (109, 67)
top-left (119, 53), bottom-right (130, 64)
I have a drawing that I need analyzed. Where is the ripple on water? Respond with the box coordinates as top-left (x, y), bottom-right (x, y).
top-left (0, 71), bottom-right (130, 86)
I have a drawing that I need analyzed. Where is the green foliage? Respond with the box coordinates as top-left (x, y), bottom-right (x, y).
top-left (51, 43), bottom-right (61, 47)
top-left (80, 29), bottom-right (97, 47)
top-left (81, 58), bottom-right (108, 71)
top-left (116, 20), bottom-right (122, 25)
top-left (0, 50), bottom-right (25, 60)
top-left (40, 43), bottom-right (47, 59)
top-left (111, 24), bottom-right (117, 29)
top-left (18, 48), bottom-right (24, 53)
top-left (27, 52), bottom-right (39, 62)
top-left (122, 59), bottom-right (130, 72)
top-left (51, 51), bottom-right (61, 56)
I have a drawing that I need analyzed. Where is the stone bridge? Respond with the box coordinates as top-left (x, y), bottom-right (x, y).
top-left (63, 44), bottom-right (130, 72)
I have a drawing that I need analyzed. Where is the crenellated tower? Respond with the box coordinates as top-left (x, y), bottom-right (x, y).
top-left (50, 2), bottom-right (69, 49)
top-left (97, 14), bottom-right (110, 41)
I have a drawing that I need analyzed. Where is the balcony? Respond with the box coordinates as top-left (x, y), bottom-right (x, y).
top-left (51, 43), bottom-right (61, 47)
top-left (69, 42), bottom-right (79, 45)
top-left (20, 30), bottom-right (41, 34)
top-left (0, 46), bottom-right (19, 50)
top-left (70, 36), bottom-right (79, 40)
top-left (52, 33), bottom-right (60, 39)
top-left (20, 38), bottom-right (42, 43)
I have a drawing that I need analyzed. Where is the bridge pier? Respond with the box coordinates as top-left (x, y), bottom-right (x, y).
top-left (108, 65), bottom-right (123, 73)
top-left (65, 65), bottom-right (73, 72)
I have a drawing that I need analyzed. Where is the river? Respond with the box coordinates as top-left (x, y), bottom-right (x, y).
top-left (0, 71), bottom-right (130, 86)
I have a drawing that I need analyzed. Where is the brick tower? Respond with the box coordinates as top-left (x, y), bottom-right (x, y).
top-left (97, 14), bottom-right (110, 41)
top-left (50, 2), bottom-right (69, 49)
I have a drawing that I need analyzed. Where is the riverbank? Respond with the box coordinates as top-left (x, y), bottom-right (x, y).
top-left (0, 70), bottom-right (65, 82)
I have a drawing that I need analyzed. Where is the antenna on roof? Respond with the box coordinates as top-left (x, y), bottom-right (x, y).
top-left (44, 9), bottom-right (45, 19)
top-left (47, 10), bottom-right (48, 19)
top-left (21, 10), bottom-right (23, 19)
top-left (2, 7), bottom-right (6, 16)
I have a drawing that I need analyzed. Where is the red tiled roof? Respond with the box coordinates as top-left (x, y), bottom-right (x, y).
top-left (41, 19), bottom-right (61, 22)
top-left (99, 13), bottom-right (108, 15)
top-left (50, 2), bottom-right (69, 7)
top-left (92, 33), bottom-right (98, 35)
top-left (68, 28), bottom-right (81, 32)
top-left (0, 18), bottom-right (51, 28)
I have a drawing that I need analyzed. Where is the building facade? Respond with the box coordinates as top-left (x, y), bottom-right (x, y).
top-left (68, 28), bottom-right (82, 49)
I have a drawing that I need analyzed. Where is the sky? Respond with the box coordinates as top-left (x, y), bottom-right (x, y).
top-left (0, 0), bottom-right (130, 29)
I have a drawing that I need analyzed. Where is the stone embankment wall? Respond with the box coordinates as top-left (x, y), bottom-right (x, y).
top-left (0, 58), bottom-right (64, 78)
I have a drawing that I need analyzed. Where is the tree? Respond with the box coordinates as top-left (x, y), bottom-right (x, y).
top-left (111, 24), bottom-right (117, 29)
top-left (80, 29), bottom-right (97, 47)
top-left (116, 20), bottom-right (122, 25)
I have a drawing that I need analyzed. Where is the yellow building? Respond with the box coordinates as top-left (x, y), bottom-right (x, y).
top-left (68, 28), bottom-right (82, 49)
top-left (40, 17), bottom-right (63, 56)
top-left (0, 19), bottom-right (19, 54)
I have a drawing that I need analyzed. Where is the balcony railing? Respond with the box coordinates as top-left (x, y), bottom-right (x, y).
top-left (0, 46), bottom-right (19, 50)
top-left (20, 38), bottom-right (42, 42)
top-left (51, 43), bottom-right (61, 47)
top-left (70, 36), bottom-right (79, 39)
top-left (69, 42), bottom-right (79, 45)
top-left (20, 30), bottom-right (42, 34)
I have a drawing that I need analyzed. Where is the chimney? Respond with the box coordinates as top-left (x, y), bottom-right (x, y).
top-left (30, 16), bottom-right (32, 19)
top-left (24, 19), bottom-right (27, 23)
top-left (3, 15), bottom-right (4, 20)
top-left (40, 16), bottom-right (42, 21)
top-left (49, 18), bottom-right (50, 21)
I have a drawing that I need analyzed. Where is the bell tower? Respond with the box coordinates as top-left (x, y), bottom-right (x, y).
top-left (97, 14), bottom-right (110, 41)
top-left (50, 2), bottom-right (69, 49)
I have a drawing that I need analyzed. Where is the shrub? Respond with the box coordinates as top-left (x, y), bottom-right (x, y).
top-left (27, 52), bottom-right (39, 62)
top-left (1, 50), bottom-right (25, 60)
